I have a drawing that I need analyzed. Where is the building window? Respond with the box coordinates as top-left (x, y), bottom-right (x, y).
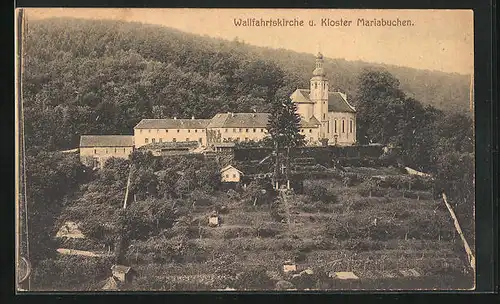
top-left (186, 138), bottom-right (189, 142)
top-left (327, 121), bottom-right (330, 133)
top-left (199, 138), bottom-right (202, 144)
top-left (177, 129), bottom-right (180, 133)
top-left (145, 138), bottom-right (149, 144)
top-left (225, 129), bottom-right (228, 133)
top-left (245, 137), bottom-right (249, 142)
top-left (157, 129), bottom-right (159, 133)
top-left (173, 138), bottom-right (176, 142)
top-left (195, 129), bottom-right (198, 133)
top-left (188, 129), bottom-right (191, 133)
top-left (123, 148), bottom-right (125, 153)
top-left (334, 120), bottom-right (338, 133)
top-left (233, 128), bottom-right (237, 132)
top-left (202, 129), bottom-right (205, 132)
top-left (261, 129), bottom-right (264, 132)
top-left (148, 129), bottom-right (151, 133)
top-left (165, 129), bottom-right (168, 133)
top-left (159, 138), bottom-right (163, 143)
top-left (226, 174), bottom-right (229, 178)
top-left (233, 174), bottom-right (236, 178)
top-left (114, 148), bottom-right (117, 153)
top-left (94, 149), bottom-right (96, 154)
top-left (152, 138), bottom-right (156, 143)
top-left (309, 129), bottom-right (312, 133)
top-left (106, 149), bottom-right (108, 154)
top-left (239, 128), bottom-right (242, 132)
top-left (323, 113), bottom-right (326, 120)
top-left (253, 128), bottom-right (256, 133)
top-left (246, 128), bottom-right (249, 132)
top-left (350, 120), bottom-right (353, 133)
top-left (342, 120), bottom-right (345, 133)
top-left (315, 82), bottom-right (317, 89)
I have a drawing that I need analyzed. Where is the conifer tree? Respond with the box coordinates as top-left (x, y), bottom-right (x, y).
top-left (266, 97), bottom-right (305, 148)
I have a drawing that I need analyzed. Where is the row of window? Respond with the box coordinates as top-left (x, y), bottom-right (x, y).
top-left (144, 138), bottom-right (203, 144)
top-left (328, 119), bottom-right (354, 134)
top-left (224, 128), bottom-right (266, 133)
top-left (140, 129), bottom-right (205, 134)
top-left (94, 148), bottom-right (128, 154)
top-left (224, 174), bottom-right (238, 179)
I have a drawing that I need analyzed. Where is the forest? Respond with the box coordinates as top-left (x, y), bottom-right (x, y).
top-left (21, 17), bottom-right (475, 290)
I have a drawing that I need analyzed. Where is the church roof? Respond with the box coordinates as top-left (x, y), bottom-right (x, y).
top-left (134, 118), bottom-right (211, 130)
top-left (207, 113), bottom-right (269, 128)
top-left (80, 135), bottom-right (134, 148)
top-left (300, 116), bottom-right (321, 128)
top-left (290, 89), bottom-right (356, 113)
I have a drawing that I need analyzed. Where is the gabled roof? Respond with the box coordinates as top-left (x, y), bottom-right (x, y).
top-left (221, 165), bottom-right (243, 174)
top-left (111, 265), bottom-right (132, 274)
top-left (290, 89), bottom-right (314, 104)
top-left (207, 113), bottom-right (270, 128)
top-left (290, 89), bottom-right (356, 113)
top-left (80, 135), bottom-right (134, 148)
top-left (134, 119), bottom-right (211, 129)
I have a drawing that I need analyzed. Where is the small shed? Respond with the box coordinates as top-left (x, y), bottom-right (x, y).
top-left (283, 260), bottom-right (297, 273)
top-left (111, 265), bottom-right (133, 282)
top-left (208, 211), bottom-right (220, 227)
top-left (221, 165), bottom-right (243, 183)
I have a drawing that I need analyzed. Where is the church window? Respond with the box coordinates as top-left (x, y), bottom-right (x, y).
top-left (188, 129), bottom-right (191, 133)
top-left (342, 120), bottom-right (345, 133)
top-left (327, 121), bottom-right (330, 133)
top-left (177, 129), bottom-right (180, 133)
top-left (350, 120), bottom-right (353, 133)
top-left (152, 138), bottom-right (156, 143)
top-left (261, 129), bottom-right (264, 132)
top-left (114, 148), bottom-right (117, 153)
top-left (165, 129), bottom-right (168, 133)
top-left (334, 120), bottom-right (338, 133)
top-left (315, 82), bottom-right (317, 89)
top-left (323, 113), bottom-right (326, 120)
top-left (145, 138), bottom-right (149, 144)
top-left (246, 128), bottom-right (249, 132)
top-left (123, 148), bottom-right (126, 153)
top-left (94, 149), bottom-right (96, 154)
top-left (253, 128), bottom-right (256, 133)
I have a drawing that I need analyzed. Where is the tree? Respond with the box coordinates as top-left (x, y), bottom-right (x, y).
top-left (267, 97), bottom-right (305, 149)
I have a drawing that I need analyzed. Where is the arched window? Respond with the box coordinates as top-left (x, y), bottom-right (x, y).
top-left (334, 120), bottom-right (337, 133)
top-left (350, 120), bottom-right (353, 133)
top-left (342, 120), bottom-right (345, 133)
top-left (314, 82), bottom-right (317, 89)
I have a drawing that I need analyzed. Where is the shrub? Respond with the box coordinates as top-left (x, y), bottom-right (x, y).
top-left (306, 184), bottom-right (328, 202)
top-left (234, 267), bottom-right (274, 290)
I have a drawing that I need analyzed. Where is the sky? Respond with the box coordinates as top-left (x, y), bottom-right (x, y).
top-left (22, 8), bottom-right (474, 75)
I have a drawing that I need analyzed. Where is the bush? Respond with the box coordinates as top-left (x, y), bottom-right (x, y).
top-left (234, 267), bottom-right (274, 290)
top-left (306, 184), bottom-right (328, 202)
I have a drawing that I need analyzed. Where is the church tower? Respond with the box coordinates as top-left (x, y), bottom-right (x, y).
top-left (309, 52), bottom-right (329, 137)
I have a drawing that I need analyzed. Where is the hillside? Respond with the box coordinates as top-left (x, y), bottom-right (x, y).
top-left (31, 159), bottom-right (473, 291)
top-left (22, 18), bottom-right (471, 152)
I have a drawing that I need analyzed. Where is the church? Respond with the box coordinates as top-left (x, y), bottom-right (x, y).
top-left (291, 52), bottom-right (357, 146)
top-left (79, 52), bottom-right (357, 168)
